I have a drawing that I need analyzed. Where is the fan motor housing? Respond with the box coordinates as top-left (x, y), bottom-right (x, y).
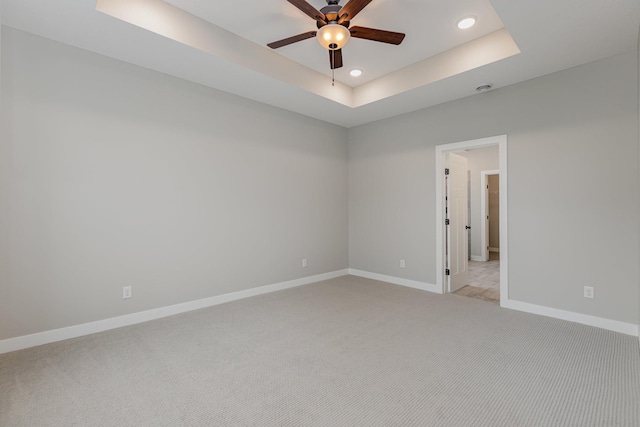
top-left (319, 4), bottom-right (344, 24)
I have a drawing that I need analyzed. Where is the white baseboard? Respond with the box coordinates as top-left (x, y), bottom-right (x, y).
top-left (470, 255), bottom-right (485, 262)
top-left (0, 269), bottom-right (349, 354)
top-left (348, 269), bottom-right (441, 294)
top-left (347, 271), bottom-right (636, 337)
top-left (503, 299), bottom-right (639, 337)
top-left (5, 269), bottom-right (634, 354)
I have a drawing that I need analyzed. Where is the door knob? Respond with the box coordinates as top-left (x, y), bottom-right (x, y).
top-left (465, 225), bottom-right (471, 229)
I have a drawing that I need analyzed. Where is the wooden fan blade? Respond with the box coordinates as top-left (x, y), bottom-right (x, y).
top-left (338, 0), bottom-right (372, 23)
top-left (349, 26), bottom-right (405, 45)
top-left (268, 31), bottom-right (317, 49)
top-left (286, 0), bottom-right (326, 23)
top-left (329, 49), bottom-right (343, 69)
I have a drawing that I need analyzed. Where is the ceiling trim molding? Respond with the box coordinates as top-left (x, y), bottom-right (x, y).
top-left (353, 29), bottom-right (520, 107)
top-left (96, 0), bottom-right (519, 109)
top-left (96, 0), bottom-right (353, 106)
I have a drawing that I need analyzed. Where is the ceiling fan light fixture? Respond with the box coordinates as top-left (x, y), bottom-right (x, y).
top-left (316, 24), bottom-right (351, 50)
top-left (457, 16), bottom-right (477, 30)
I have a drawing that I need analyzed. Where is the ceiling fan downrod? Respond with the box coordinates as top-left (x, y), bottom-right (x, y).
top-left (331, 49), bottom-right (335, 86)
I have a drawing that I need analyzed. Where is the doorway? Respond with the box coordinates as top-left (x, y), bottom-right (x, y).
top-left (435, 136), bottom-right (508, 307)
top-left (481, 170), bottom-right (500, 262)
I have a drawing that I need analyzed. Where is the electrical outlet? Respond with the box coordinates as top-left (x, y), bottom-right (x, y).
top-left (123, 286), bottom-right (132, 299)
top-left (583, 286), bottom-right (594, 299)
top-left (302, 258), bottom-right (307, 268)
top-left (400, 259), bottom-right (406, 268)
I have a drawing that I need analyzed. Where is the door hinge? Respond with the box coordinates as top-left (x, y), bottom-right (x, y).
top-left (445, 269), bottom-right (450, 276)
top-left (445, 219), bottom-right (450, 225)
top-left (445, 168), bottom-right (450, 175)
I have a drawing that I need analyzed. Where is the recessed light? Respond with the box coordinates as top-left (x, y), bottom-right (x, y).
top-left (476, 84), bottom-right (493, 93)
top-left (350, 69), bottom-right (363, 77)
top-left (457, 16), bottom-right (476, 30)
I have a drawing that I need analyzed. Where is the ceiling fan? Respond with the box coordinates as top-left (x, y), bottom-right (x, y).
top-left (267, 0), bottom-right (406, 70)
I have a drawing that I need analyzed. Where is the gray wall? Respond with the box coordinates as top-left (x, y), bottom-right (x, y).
top-left (457, 146), bottom-right (499, 258)
top-left (2, 26), bottom-right (639, 341)
top-left (0, 28), bottom-right (348, 340)
top-left (349, 51), bottom-right (639, 324)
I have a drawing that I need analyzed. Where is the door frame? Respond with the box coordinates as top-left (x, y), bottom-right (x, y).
top-left (435, 135), bottom-right (509, 307)
top-left (481, 169), bottom-right (500, 262)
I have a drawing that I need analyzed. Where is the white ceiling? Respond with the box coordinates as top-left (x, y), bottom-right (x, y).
top-left (163, 0), bottom-right (507, 85)
top-left (2, 0), bottom-right (639, 128)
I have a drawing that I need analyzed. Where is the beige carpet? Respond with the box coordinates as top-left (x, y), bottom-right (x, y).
top-left (1, 275), bottom-right (639, 426)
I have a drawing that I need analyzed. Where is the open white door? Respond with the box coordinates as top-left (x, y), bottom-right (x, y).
top-left (483, 173), bottom-right (491, 262)
top-left (447, 152), bottom-right (469, 292)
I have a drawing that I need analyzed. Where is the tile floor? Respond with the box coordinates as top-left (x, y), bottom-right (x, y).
top-left (454, 252), bottom-right (500, 303)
